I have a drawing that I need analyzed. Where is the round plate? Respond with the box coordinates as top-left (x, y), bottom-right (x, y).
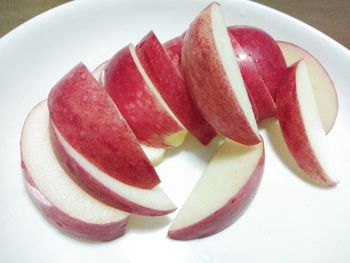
top-left (1, 0), bottom-right (350, 262)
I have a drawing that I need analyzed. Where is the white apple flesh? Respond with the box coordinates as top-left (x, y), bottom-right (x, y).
top-left (168, 139), bottom-right (264, 240)
top-left (181, 2), bottom-right (260, 145)
top-left (277, 41), bottom-right (338, 133)
top-left (276, 61), bottom-right (336, 186)
top-left (21, 100), bottom-right (129, 241)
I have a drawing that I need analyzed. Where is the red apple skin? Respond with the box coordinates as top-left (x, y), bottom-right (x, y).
top-left (49, 124), bottom-right (176, 216)
top-left (104, 45), bottom-right (183, 148)
top-left (228, 26), bottom-right (287, 101)
top-left (181, 5), bottom-right (260, 145)
top-left (276, 63), bottom-right (336, 186)
top-left (168, 150), bottom-right (264, 240)
top-left (48, 63), bottom-right (160, 189)
top-left (22, 163), bottom-right (129, 241)
top-left (229, 33), bottom-right (276, 121)
top-left (163, 34), bottom-right (185, 72)
top-left (136, 31), bottom-right (217, 145)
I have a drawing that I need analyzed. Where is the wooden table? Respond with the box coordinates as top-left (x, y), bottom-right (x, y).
top-left (1, 0), bottom-right (349, 49)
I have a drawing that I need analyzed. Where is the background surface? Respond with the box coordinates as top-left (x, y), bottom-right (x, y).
top-left (1, 0), bottom-right (349, 49)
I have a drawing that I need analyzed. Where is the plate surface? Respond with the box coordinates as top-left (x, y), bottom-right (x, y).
top-left (1, 0), bottom-right (350, 262)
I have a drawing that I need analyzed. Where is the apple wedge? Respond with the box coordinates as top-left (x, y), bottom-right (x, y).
top-left (48, 63), bottom-right (160, 189)
top-left (182, 2), bottom-right (260, 145)
top-left (92, 61), bottom-right (166, 165)
top-left (277, 41), bottom-right (338, 133)
top-left (168, 139), bottom-right (264, 240)
top-left (48, 63), bottom-right (176, 215)
top-left (104, 44), bottom-right (186, 148)
top-left (276, 61), bottom-right (336, 186)
top-left (136, 31), bottom-right (217, 145)
top-left (21, 100), bottom-right (129, 241)
top-left (229, 33), bottom-right (276, 121)
top-left (163, 34), bottom-right (185, 72)
top-left (228, 26), bottom-right (287, 101)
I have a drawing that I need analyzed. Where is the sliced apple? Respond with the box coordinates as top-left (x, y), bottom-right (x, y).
top-left (135, 31), bottom-right (217, 145)
top-left (50, 125), bottom-right (176, 215)
top-left (228, 26), bottom-right (287, 101)
top-left (92, 61), bottom-right (166, 165)
top-left (48, 63), bottom-right (160, 189)
top-left (182, 2), bottom-right (260, 145)
top-left (104, 44), bottom-right (186, 148)
top-left (277, 41), bottom-right (338, 133)
top-left (276, 61), bottom-right (336, 187)
top-left (229, 33), bottom-right (276, 121)
top-left (163, 34), bottom-right (185, 72)
top-left (21, 100), bottom-right (129, 241)
top-left (168, 139), bottom-right (264, 240)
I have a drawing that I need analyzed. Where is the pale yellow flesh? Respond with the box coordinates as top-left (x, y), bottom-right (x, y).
top-left (277, 41), bottom-right (338, 133)
top-left (21, 101), bottom-right (128, 224)
top-left (211, 3), bottom-right (259, 137)
top-left (170, 139), bottom-right (263, 231)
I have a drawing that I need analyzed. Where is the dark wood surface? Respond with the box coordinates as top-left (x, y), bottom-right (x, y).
top-left (1, 0), bottom-right (349, 49)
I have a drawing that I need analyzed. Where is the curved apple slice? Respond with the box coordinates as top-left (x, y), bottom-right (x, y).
top-left (92, 61), bottom-right (166, 165)
top-left (21, 100), bottom-right (129, 241)
top-left (104, 45), bottom-right (186, 148)
top-left (50, 123), bottom-right (176, 216)
top-left (182, 2), bottom-right (260, 145)
top-left (49, 63), bottom-right (160, 189)
top-left (276, 61), bottom-right (336, 186)
top-left (163, 35), bottom-right (184, 72)
top-left (136, 31), bottom-right (217, 145)
top-left (168, 139), bottom-right (264, 240)
top-left (229, 33), bottom-right (276, 121)
top-left (277, 41), bottom-right (338, 133)
top-left (228, 26), bottom-right (287, 101)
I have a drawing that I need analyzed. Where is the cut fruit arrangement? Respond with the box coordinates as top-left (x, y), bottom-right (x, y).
top-left (20, 2), bottom-right (338, 241)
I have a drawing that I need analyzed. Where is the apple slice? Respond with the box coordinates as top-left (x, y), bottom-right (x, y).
top-left (168, 139), bottom-right (264, 240)
top-left (104, 44), bottom-right (186, 148)
top-left (163, 34), bottom-right (185, 72)
top-left (228, 26), bottom-right (287, 101)
top-left (229, 33), bottom-right (276, 121)
top-left (48, 63), bottom-right (176, 215)
top-left (136, 31), bottom-right (217, 145)
top-left (276, 61), bottom-right (336, 186)
top-left (21, 100), bottom-right (129, 241)
top-left (182, 2), bottom-right (260, 145)
top-left (277, 41), bottom-right (338, 133)
top-left (92, 61), bottom-right (166, 165)
top-left (48, 63), bottom-right (160, 189)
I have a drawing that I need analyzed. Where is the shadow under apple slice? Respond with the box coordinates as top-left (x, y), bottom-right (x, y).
top-left (164, 134), bottom-right (224, 164)
top-left (127, 215), bottom-right (171, 233)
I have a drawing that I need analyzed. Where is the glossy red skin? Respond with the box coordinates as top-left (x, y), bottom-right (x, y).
top-left (48, 63), bottom-right (160, 189)
top-left (229, 33), bottom-right (276, 121)
top-left (136, 31), bottom-right (216, 145)
top-left (104, 45), bottom-right (183, 148)
top-left (182, 6), bottom-right (260, 145)
top-left (163, 35), bottom-right (184, 72)
top-left (50, 124), bottom-right (176, 216)
top-left (276, 63), bottom-right (335, 186)
top-left (168, 148), bottom-right (265, 240)
top-left (228, 26), bottom-right (287, 101)
top-left (21, 162), bottom-right (129, 241)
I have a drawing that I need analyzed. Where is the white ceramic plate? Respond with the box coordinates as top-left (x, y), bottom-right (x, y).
top-left (1, 0), bottom-right (350, 262)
